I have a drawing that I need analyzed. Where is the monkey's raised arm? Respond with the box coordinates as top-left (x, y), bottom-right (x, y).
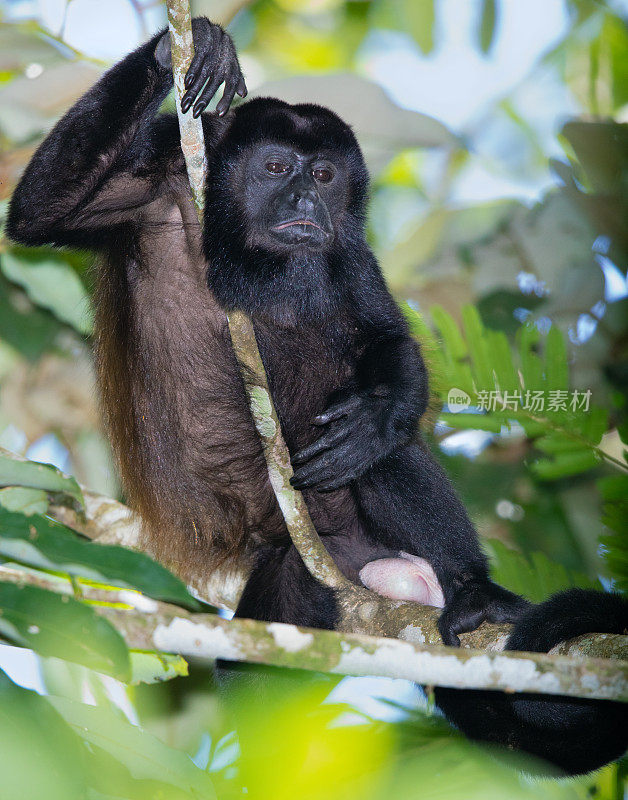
top-left (7, 19), bottom-right (245, 250)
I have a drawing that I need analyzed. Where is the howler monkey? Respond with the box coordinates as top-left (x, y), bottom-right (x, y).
top-left (7, 18), bottom-right (627, 775)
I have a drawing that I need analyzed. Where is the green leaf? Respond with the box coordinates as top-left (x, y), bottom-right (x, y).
top-left (485, 539), bottom-right (599, 603)
top-left (403, 303), bottom-right (449, 393)
top-left (431, 304), bottom-right (467, 361)
top-left (403, 303), bottom-right (438, 349)
top-left (369, 0), bottom-right (437, 57)
top-left (1, 251), bottom-right (93, 336)
top-left (478, 0), bottom-right (497, 54)
top-left (582, 405), bottom-right (608, 442)
top-left (486, 328), bottom-right (519, 393)
top-left (129, 651), bottom-right (189, 684)
top-left (532, 449), bottom-right (600, 479)
top-left (0, 487), bottom-right (48, 515)
top-left (0, 455), bottom-right (83, 506)
top-left (48, 696), bottom-right (216, 798)
top-left (0, 583), bottom-right (130, 680)
top-left (0, 669), bottom-right (89, 800)
top-left (0, 508), bottom-right (199, 609)
top-left (425, 304), bottom-right (612, 480)
top-left (439, 413), bottom-right (504, 433)
top-left (462, 304), bottom-right (494, 390)
top-left (518, 323), bottom-right (544, 392)
top-left (544, 325), bottom-right (568, 392)
top-left (598, 474), bottom-right (628, 503)
top-left (533, 434), bottom-right (586, 454)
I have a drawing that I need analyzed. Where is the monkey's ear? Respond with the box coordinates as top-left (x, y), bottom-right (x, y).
top-left (154, 32), bottom-right (172, 71)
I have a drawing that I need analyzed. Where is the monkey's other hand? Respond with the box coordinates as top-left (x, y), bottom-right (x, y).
top-left (438, 579), bottom-right (530, 647)
top-left (290, 391), bottom-right (398, 492)
top-left (154, 17), bottom-right (246, 118)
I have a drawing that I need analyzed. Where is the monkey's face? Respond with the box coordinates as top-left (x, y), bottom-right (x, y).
top-left (240, 143), bottom-right (344, 252)
top-left (203, 99), bottom-right (370, 315)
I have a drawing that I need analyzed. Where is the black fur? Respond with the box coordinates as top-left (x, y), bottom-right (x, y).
top-left (6, 18), bottom-right (627, 775)
top-left (436, 590), bottom-right (628, 774)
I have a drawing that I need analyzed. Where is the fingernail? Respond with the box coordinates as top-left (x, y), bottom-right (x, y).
top-left (193, 104), bottom-right (205, 118)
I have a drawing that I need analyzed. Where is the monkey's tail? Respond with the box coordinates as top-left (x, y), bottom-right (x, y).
top-left (434, 588), bottom-right (628, 775)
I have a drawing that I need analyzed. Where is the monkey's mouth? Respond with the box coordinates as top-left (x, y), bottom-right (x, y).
top-left (272, 219), bottom-right (325, 232)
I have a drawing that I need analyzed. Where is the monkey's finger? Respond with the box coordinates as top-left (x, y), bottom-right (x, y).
top-left (184, 19), bottom-right (221, 89)
top-left (290, 467), bottom-right (330, 490)
top-left (184, 49), bottom-right (206, 91)
top-left (182, 23), bottom-right (223, 103)
top-left (313, 395), bottom-right (362, 425)
top-left (292, 471), bottom-right (344, 491)
top-left (297, 459), bottom-right (358, 492)
top-left (236, 75), bottom-right (247, 98)
top-left (291, 439), bottom-right (366, 489)
top-left (181, 59), bottom-right (215, 114)
top-left (291, 453), bottom-right (340, 489)
top-left (314, 449), bottom-right (372, 491)
top-left (216, 71), bottom-right (239, 116)
top-left (193, 72), bottom-right (226, 118)
top-left (291, 428), bottom-right (349, 466)
top-left (315, 472), bottom-right (358, 492)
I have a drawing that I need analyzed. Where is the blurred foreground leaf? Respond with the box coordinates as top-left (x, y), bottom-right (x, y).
top-left (0, 507), bottom-right (199, 609)
top-left (0, 486), bottom-right (48, 515)
top-left (0, 669), bottom-right (88, 800)
top-left (0, 454), bottom-right (83, 506)
top-left (48, 696), bottom-right (216, 798)
top-left (0, 582), bottom-right (130, 679)
top-left (234, 681), bottom-right (392, 800)
top-left (404, 0), bottom-right (435, 55)
top-left (0, 22), bottom-right (69, 71)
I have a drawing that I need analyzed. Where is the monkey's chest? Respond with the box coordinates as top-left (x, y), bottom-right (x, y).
top-left (254, 320), bottom-right (357, 452)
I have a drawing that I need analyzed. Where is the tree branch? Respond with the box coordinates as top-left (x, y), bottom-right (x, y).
top-left (1, 565), bottom-right (625, 701)
top-left (167, 3), bottom-right (206, 215)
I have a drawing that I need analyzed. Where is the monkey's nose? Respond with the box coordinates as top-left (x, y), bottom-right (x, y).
top-left (291, 187), bottom-right (317, 206)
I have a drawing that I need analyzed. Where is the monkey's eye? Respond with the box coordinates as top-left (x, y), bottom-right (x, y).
top-left (312, 167), bottom-right (333, 183)
top-left (265, 161), bottom-right (289, 175)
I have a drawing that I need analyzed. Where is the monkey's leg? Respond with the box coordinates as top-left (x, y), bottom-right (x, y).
top-left (353, 443), bottom-right (529, 645)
